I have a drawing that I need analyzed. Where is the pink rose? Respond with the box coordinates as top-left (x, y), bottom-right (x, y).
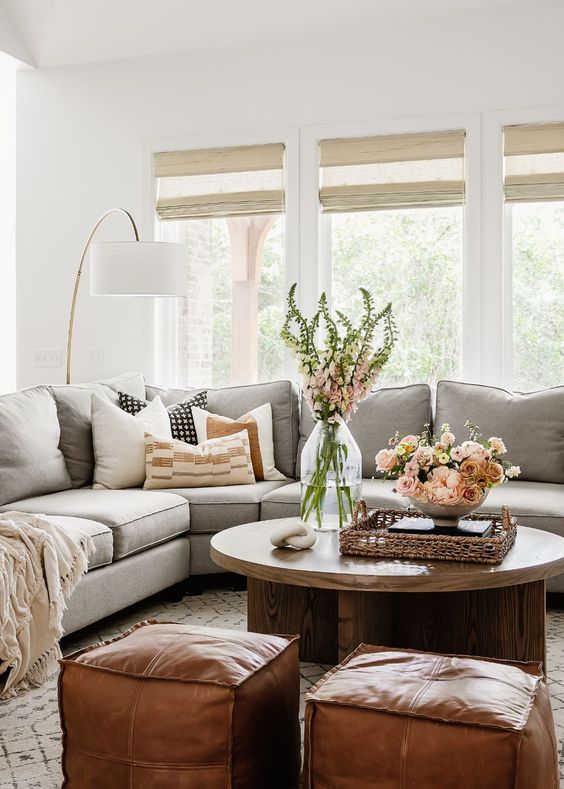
top-left (450, 446), bottom-right (464, 463)
top-left (462, 485), bottom-right (483, 504)
top-left (414, 446), bottom-right (433, 469)
top-left (441, 431), bottom-right (456, 446)
top-left (395, 474), bottom-right (420, 496)
top-left (462, 441), bottom-right (491, 463)
top-left (488, 437), bottom-right (507, 455)
top-left (375, 449), bottom-right (397, 472)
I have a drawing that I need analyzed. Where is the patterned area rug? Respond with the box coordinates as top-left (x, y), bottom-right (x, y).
top-left (1, 585), bottom-right (564, 788)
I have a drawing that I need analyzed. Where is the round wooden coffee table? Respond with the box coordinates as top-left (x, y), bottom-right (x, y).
top-left (211, 518), bottom-right (564, 666)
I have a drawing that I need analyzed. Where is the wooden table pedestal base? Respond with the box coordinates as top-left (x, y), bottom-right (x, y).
top-left (247, 577), bottom-right (546, 665)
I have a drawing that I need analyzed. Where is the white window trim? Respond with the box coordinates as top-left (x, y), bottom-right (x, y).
top-left (141, 127), bottom-right (300, 386)
top-left (482, 105), bottom-right (564, 389)
top-left (301, 114), bottom-right (483, 384)
top-left (141, 106), bottom-right (564, 391)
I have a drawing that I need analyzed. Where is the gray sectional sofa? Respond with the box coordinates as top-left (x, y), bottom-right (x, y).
top-left (0, 372), bottom-right (563, 637)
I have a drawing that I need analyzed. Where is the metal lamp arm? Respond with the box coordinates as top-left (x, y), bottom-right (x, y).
top-left (66, 208), bottom-right (139, 384)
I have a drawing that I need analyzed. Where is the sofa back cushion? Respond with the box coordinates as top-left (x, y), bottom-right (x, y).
top-left (50, 372), bottom-right (146, 488)
top-left (145, 383), bottom-right (206, 408)
top-left (147, 380), bottom-right (300, 479)
top-left (0, 386), bottom-right (72, 505)
top-left (296, 384), bottom-right (431, 479)
top-left (435, 380), bottom-right (564, 484)
top-left (298, 384), bottom-right (433, 479)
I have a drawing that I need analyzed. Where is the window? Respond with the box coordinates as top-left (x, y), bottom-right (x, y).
top-left (155, 144), bottom-right (286, 388)
top-left (504, 123), bottom-right (564, 391)
top-left (320, 131), bottom-right (465, 386)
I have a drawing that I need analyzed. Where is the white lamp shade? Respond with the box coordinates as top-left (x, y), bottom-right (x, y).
top-left (90, 241), bottom-right (185, 297)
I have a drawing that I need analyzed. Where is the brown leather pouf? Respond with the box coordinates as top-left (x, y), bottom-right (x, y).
top-left (58, 621), bottom-right (301, 788)
top-left (304, 645), bottom-right (558, 789)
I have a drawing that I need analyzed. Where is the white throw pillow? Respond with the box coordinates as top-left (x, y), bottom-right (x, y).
top-left (192, 402), bottom-right (285, 481)
top-left (92, 394), bottom-right (172, 489)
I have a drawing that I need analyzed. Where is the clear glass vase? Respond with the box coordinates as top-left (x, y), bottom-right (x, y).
top-left (300, 418), bottom-right (362, 531)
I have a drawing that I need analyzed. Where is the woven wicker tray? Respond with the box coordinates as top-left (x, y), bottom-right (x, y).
top-left (339, 503), bottom-right (517, 565)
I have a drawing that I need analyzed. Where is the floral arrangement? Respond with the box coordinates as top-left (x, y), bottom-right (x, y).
top-left (281, 283), bottom-right (396, 529)
top-left (375, 421), bottom-right (521, 506)
top-left (281, 283), bottom-right (396, 423)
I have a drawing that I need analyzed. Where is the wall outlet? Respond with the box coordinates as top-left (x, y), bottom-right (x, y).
top-left (34, 348), bottom-right (62, 367)
top-left (88, 348), bottom-right (104, 367)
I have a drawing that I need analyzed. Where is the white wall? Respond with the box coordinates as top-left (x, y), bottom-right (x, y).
top-left (0, 52), bottom-right (16, 393)
top-left (16, 4), bottom-right (564, 388)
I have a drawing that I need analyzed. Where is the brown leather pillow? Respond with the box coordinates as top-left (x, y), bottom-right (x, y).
top-left (192, 403), bottom-right (285, 482)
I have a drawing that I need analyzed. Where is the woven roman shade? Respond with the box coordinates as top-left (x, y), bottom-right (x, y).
top-left (155, 143), bottom-right (285, 220)
top-left (319, 130), bottom-right (465, 213)
top-left (504, 122), bottom-right (564, 202)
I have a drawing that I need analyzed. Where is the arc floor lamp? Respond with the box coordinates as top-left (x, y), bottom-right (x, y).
top-left (66, 207), bottom-right (184, 383)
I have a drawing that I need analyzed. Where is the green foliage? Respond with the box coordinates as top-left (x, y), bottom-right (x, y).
top-left (331, 208), bottom-right (462, 386)
top-left (512, 202), bottom-right (564, 390)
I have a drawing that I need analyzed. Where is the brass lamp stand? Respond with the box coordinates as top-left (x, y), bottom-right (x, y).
top-left (65, 207), bottom-right (184, 384)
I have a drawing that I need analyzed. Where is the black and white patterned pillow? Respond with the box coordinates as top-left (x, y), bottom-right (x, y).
top-left (118, 390), bottom-right (207, 445)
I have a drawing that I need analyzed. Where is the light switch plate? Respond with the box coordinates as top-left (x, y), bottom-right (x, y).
top-left (34, 349), bottom-right (62, 367)
top-left (88, 348), bottom-right (104, 366)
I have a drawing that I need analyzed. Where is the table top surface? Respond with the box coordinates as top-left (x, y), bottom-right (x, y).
top-left (210, 518), bottom-right (564, 593)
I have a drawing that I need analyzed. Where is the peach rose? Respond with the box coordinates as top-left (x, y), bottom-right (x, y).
top-left (460, 459), bottom-right (480, 479)
top-left (375, 448), bottom-right (397, 472)
top-left (395, 474), bottom-right (420, 496)
top-left (400, 434), bottom-right (419, 448)
top-left (485, 462), bottom-right (504, 485)
top-left (427, 466), bottom-right (464, 505)
top-left (462, 485), bottom-right (483, 504)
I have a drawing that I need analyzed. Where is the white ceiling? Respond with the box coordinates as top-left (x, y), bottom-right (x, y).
top-left (1, 0), bottom-right (561, 68)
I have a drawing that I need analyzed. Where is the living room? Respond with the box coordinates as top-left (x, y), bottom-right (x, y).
top-left (0, 1), bottom-right (563, 786)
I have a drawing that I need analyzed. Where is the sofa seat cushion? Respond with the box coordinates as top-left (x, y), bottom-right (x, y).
top-left (479, 481), bottom-right (564, 536)
top-left (161, 480), bottom-right (292, 533)
top-left (48, 515), bottom-right (113, 570)
top-left (260, 479), bottom-right (405, 521)
top-left (0, 489), bottom-right (190, 561)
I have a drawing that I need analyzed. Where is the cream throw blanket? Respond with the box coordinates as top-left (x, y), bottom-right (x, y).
top-left (0, 512), bottom-right (94, 700)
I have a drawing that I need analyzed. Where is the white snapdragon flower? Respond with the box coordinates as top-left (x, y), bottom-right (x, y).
top-left (506, 465), bottom-right (521, 478)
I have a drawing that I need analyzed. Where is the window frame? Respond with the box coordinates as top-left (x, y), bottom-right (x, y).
top-left (141, 127), bottom-right (300, 386)
top-left (483, 106), bottom-right (564, 389)
top-left (142, 108), bottom-right (564, 392)
top-left (302, 114), bottom-right (483, 384)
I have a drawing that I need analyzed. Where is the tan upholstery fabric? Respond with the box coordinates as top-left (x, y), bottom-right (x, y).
top-left (144, 431), bottom-right (255, 490)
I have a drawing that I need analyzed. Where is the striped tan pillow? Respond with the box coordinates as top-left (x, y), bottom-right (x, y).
top-left (143, 430), bottom-right (255, 490)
